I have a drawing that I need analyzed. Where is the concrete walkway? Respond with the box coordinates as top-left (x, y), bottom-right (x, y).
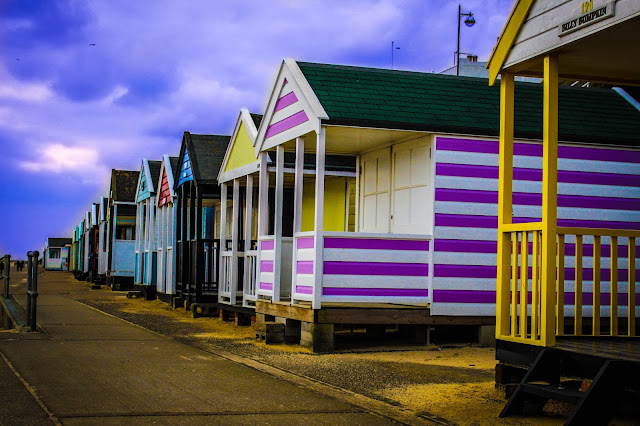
top-left (0, 288), bottom-right (397, 424)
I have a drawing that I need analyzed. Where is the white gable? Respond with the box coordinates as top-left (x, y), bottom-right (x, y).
top-left (255, 59), bottom-right (328, 155)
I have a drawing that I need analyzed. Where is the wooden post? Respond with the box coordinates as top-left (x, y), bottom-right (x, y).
top-left (273, 146), bottom-right (285, 302)
top-left (257, 152), bottom-right (269, 237)
top-left (292, 138), bottom-right (304, 296)
top-left (628, 238), bottom-right (636, 336)
top-left (496, 72), bottom-right (514, 340)
top-left (230, 179), bottom-right (240, 305)
top-left (195, 185), bottom-right (203, 301)
top-left (218, 182), bottom-right (227, 302)
top-left (313, 127), bottom-right (326, 309)
top-left (243, 174), bottom-right (254, 304)
top-left (541, 55), bottom-right (558, 347)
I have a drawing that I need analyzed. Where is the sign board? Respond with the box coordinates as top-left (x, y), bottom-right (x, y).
top-left (559, 1), bottom-right (615, 36)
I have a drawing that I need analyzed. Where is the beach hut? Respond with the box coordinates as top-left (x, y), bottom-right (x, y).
top-left (43, 238), bottom-right (72, 271)
top-left (134, 159), bottom-right (162, 298)
top-left (155, 155), bottom-right (179, 304)
top-left (486, 0), bottom-right (640, 422)
top-left (81, 204), bottom-right (99, 281)
top-left (106, 169), bottom-right (139, 290)
top-left (69, 227), bottom-right (78, 273)
top-left (215, 109), bottom-right (262, 317)
top-left (74, 221), bottom-right (84, 279)
top-left (174, 132), bottom-right (229, 308)
top-left (96, 197), bottom-right (109, 284)
top-left (250, 59), bottom-right (640, 352)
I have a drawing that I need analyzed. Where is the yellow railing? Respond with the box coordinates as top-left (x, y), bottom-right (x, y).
top-left (497, 225), bottom-right (640, 347)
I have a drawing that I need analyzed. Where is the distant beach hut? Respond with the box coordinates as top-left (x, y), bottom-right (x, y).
top-left (155, 155), bottom-right (179, 304)
top-left (134, 158), bottom-right (162, 299)
top-left (174, 132), bottom-right (229, 308)
top-left (43, 238), bottom-right (72, 271)
top-left (106, 169), bottom-right (139, 290)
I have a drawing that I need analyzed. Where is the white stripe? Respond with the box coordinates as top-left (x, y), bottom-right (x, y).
top-left (296, 248), bottom-right (315, 261)
top-left (322, 275), bottom-right (428, 289)
top-left (260, 251), bottom-right (274, 261)
top-left (555, 255), bottom-right (640, 270)
top-left (560, 306), bottom-right (640, 318)
top-left (430, 303), bottom-right (495, 316)
top-left (434, 252), bottom-right (496, 266)
top-left (295, 274), bottom-right (315, 286)
top-left (321, 295), bottom-right (429, 304)
top-left (433, 277), bottom-right (496, 291)
top-left (436, 151), bottom-right (640, 175)
top-left (260, 272), bottom-right (274, 283)
top-left (323, 248), bottom-right (430, 264)
top-left (292, 293), bottom-right (313, 302)
top-left (435, 175), bottom-right (640, 198)
top-left (435, 201), bottom-right (640, 223)
top-left (434, 226), bottom-right (497, 241)
top-left (270, 101), bottom-right (305, 125)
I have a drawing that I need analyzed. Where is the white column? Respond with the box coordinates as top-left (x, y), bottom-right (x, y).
top-left (243, 174), bottom-right (254, 303)
top-left (273, 146), bottom-right (285, 302)
top-left (230, 179), bottom-right (240, 304)
top-left (313, 127), bottom-right (326, 309)
top-left (292, 138), bottom-right (304, 297)
top-left (257, 152), bottom-right (269, 237)
top-left (218, 182), bottom-right (227, 302)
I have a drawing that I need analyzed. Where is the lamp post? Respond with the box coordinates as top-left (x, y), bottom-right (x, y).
top-left (456, 4), bottom-right (476, 76)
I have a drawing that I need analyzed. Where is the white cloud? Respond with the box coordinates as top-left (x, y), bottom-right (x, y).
top-left (0, 81), bottom-right (53, 103)
top-left (19, 144), bottom-right (108, 184)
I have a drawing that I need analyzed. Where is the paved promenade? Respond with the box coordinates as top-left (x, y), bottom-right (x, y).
top-left (0, 271), bottom-right (397, 425)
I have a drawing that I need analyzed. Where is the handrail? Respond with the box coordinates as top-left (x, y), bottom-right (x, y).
top-left (497, 226), bottom-right (638, 347)
top-left (0, 255), bottom-right (10, 299)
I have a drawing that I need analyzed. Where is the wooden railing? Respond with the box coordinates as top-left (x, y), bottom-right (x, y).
top-left (243, 250), bottom-right (258, 306)
top-left (220, 250), bottom-right (233, 297)
top-left (498, 224), bottom-right (639, 347)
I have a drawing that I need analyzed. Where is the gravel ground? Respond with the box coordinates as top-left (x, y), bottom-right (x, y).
top-left (31, 271), bottom-right (573, 425)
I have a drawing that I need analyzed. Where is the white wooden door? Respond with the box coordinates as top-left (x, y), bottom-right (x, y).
top-left (391, 139), bottom-right (430, 234)
top-left (360, 147), bottom-right (391, 232)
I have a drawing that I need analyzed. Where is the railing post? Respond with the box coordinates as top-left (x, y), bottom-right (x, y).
top-left (29, 251), bottom-right (39, 332)
top-left (496, 72), bottom-right (514, 339)
top-left (3, 255), bottom-right (10, 299)
top-left (26, 252), bottom-right (33, 328)
top-left (540, 54), bottom-right (558, 347)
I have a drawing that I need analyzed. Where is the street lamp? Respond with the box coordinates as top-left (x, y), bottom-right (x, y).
top-left (456, 4), bottom-right (475, 76)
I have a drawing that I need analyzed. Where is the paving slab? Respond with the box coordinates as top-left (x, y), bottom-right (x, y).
top-left (0, 292), bottom-right (396, 424)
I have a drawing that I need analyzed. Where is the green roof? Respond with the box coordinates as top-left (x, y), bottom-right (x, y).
top-left (297, 62), bottom-right (640, 147)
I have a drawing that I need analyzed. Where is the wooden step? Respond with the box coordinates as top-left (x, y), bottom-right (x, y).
top-left (520, 383), bottom-right (584, 404)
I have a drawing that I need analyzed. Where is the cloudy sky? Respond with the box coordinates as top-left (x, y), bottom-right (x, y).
top-left (0, 0), bottom-right (515, 258)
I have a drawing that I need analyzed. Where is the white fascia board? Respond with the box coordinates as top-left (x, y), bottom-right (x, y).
top-left (254, 59), bottom-right (327, 157)
top-left (219, 160), bottom-right (260, 183)
top-left (217, 108), bottom-right (259, 183)
top-left (143, 158), bottom-right (155, 194)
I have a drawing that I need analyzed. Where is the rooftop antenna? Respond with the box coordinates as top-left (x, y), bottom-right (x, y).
top-left (391, 41), bottom-right (400, 69)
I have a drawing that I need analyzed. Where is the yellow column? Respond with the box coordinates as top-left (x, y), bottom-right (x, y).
top-left (541, 55), bottom-right (558, 347)
top-left (496, 73), bottom-right (514, 339)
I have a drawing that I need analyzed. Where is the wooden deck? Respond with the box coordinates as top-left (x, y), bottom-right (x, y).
top-left (555, 337), bottom-right (640, 363)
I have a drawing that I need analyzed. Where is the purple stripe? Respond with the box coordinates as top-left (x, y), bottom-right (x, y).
top-left (435, 188), bottom-right (640, 211)
top-left (323, 288), bottom-right (429, 297)
top-left (259, 282), bottom-right (273, 291)
top-left (274, 91), bottom-right (298, 112)
top-left (434, 239), bottom-right (498, 253)
top-left (261, 240), bottom-right (274, 250)
top-left (295, 285), bottom-right (313, 295)
top-left (324, 262), bottom-right (429, 276)
top-left (436, 163), bottom-right (640, 187)
top-left (324, 238), bottom-right (429, 251)
top-left (561, 292), bottom-right (640, 305)
top-left (436, 137), bottom-right (640, 163)
top-left (260, 260), bottom-right (274, 273)
top-left (296, 260), bottom-right (314, 274)
top-left (297, 237), bottom-right (314, 249)
top-left (435, 263), bottom-right (640, 282)
top-left (435, 264), bottom-right (496, 278)
top-left (433, 290), bottom-right (496, 304)
top-left (265, 110), bottom-right (309, 139)
top-left (435, 214), bottom-right (640, 230)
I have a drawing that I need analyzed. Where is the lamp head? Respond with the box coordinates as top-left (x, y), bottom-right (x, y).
top-left (464, 15), bottom-right (475, 27)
